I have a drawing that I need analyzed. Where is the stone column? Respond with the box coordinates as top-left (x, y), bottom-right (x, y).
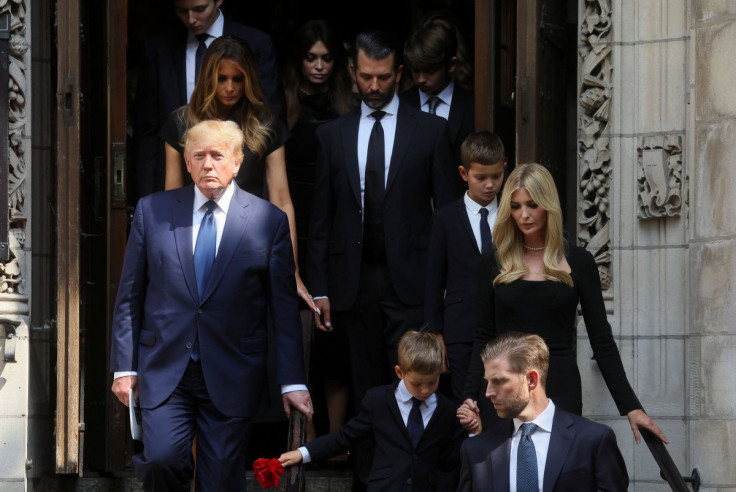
top-left (690, 2), bottom-right (736, 489)
top-left (0, 0), bottom-right (30, 489)
top-left (577, 0), bottom-right (690, 488)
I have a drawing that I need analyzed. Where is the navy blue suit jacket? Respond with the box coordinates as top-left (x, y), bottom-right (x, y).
top-left (457, 406), bottom-right (629, 491)
top-left (305, 102), bottom-right (459, 310)
top-left (109, 185), bottom-right (305, 418)
top-left (132, 17), bottom-right (285, 198)
top-left (306, 382), bottom-right (464, 491)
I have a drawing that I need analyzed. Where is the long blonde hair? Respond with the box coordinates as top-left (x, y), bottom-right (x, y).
top-left (187, 36), bottom-right (272, 159)
top-left (493, 163), bottom-right (572, 286)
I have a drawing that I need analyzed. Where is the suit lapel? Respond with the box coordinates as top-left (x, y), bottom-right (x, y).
top-left (172, 187), bottom-right (198, 304)
top-left (386, 384), bottom-right (413, 447)
top-left (172, 29), bottom-right (188, 106)
top-left (543, 408), bottom-right (575, 492)
top-left (491, 421), bottom-right (513, 491)
top-left (385, 102), bottom-right (416, 196)
top-left (341, 110), bottom-right (362, 206)
top-left (456, 199), bottom-right (481, 255)
top-left (200, 187), bottom-right (252, 303)
top-left (447, 87), bottom-right (469, 144)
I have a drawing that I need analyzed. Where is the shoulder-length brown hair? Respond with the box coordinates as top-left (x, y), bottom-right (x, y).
top-left (187, 35), bottom-right (273, 159)
top-left (282, 19), bottom-right (354, 128)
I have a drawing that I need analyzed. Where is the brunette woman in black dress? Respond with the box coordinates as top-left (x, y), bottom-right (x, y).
top-left (282, 20), bottom-right (356, 448)
top-left (462, 163), bottom-right (667, 444)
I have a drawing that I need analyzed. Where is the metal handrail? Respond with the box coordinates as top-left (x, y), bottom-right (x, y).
top-left (640, 427), bottom-right (700, 491)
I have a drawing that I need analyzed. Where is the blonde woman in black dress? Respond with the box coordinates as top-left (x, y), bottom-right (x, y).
top-left (462, 163), bottom-right (667, 444)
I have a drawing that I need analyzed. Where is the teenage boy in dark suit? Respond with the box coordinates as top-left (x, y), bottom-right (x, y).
top-left (424, 131), bottom-right (507, 406)
top-left (279, 331), bottom-right (479, 491)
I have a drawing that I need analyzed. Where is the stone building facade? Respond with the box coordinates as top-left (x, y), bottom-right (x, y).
top-left (0, 0), bottom-right (733, 490)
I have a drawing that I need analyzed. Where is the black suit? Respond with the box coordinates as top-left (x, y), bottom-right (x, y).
top-left (132, 16), bottom-right (284, 199)
top-left (457, 406), bottom-right (629, 492)
top-left (306, 383), bottom-right (464, 491)
top-left (424, 197), bottom-right (494, 403)
top-left (400, 85), bottom-right (475, 169)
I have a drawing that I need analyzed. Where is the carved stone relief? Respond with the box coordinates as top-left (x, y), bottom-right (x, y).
top-left (637, 135), bottom-right (684, 219)
top-left (0, 0), bottom-right (28, 297)
top-left (578, 0), bottom-right (612, 290)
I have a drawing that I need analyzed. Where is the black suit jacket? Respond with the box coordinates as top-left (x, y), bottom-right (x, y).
top-left (424, 197), bottom-right (495, 345)
top-left (306, 101), bottom-right (459, 310)
top-left (399, 85), bottom-right (475, 168)
top-left (457, 406), bottom-right (629, 492)
top-left (132, 17), bottom-right (285, 198)
top-left (306, 382), bottom-right (464, 491)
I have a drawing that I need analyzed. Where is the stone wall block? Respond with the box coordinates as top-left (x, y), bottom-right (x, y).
top-left (693, 120), bottom-right (736, 238)
top-left (698, 334), bottom-right (736, 417)
top-left (615, 250), bottom-right (636, 337)
top-left (611, 136), bottom-right (638, 248)
top-left (612, 0), bottom-right (636, 43)
top-left (690, 419), bottom-right (736, 485)
top-left (637, 0), bottom-right (687, 41)
top-left (690, 241), bottom-right (736, 334)
top-left (634, 338), bottom-right (686, 416)
top-left (611, 45), bottom-right (636, 135)
top-left (0, 418), bottom-right (27, 479)
top-left (691, 0), bottom-right (736, 25)
top-left (636, 40), bottom-right (687, 133)
top-left (577, 333), bottom-right (635, 416)
top-left (695, 22), bottom-right (736, 120)
top-left (632, 418), bottom-right (688, 484)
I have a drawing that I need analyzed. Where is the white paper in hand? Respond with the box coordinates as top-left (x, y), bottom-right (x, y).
top-left (129, 388), bottom-right (142, 441)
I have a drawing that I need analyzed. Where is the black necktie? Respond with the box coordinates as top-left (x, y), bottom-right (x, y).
top-left (517, 423), bottom-right (539, 492)
top-left (407, 397), bottom-right (424, 448)
top-left (363, 111), bottom-right (386, 260)
top-left (479, 207), bottom-right (491, 254)
top-left (192, 200), bottom-right (217, 361)
top-left (427, 96), bottom-right (441, 115)
top-left (195, 33), bottom-right (209, 82)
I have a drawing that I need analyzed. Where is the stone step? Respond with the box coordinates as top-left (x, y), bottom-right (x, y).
top-left (37, 469), bottom-right (353, 491)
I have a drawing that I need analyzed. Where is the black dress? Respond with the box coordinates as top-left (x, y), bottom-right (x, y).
top-left (465, 246), bottom-right (641, 416)
top-left (160, 105), bottom-right (289, 197)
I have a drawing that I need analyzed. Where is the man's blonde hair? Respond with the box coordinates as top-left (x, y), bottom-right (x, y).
top-left (481, 332), bottom-right (549, 387)
top-left (397, 331), bottom-right (442, 374)
top-left (183, 119), bottom-right (245, 163)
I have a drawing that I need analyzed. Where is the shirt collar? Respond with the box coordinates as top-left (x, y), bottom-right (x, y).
top-left (188, 8), bottom-right (225, 42)
top-left (418, 80), bottom-right (455, 107)
top-left (396, 379), bottom-right (437, 407)
top-left (464, 191), bottom-right (498, 215)
top-left (360, 93), bottom-right (400, 119)
top-left (513, 398), bottom-right (555, 436)
top-left (193, 181), bottom-right (235, 215)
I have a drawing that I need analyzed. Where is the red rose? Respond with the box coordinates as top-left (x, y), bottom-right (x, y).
top-left (253, 458), bottom-right (284, 489)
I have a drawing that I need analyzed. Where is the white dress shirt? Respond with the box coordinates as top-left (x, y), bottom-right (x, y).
top-left (418, 81), bottom-right (454, 121)
top-left (185, 9), bottom-right (225, 102)
top-left (357, 95), bottom-right (400, 207)
top-left (464, 192), bottom-right (498, 252)
top-left (298, 380), bottom-right (438, 462)
top-left (509, 399), bottom-right (556, 492)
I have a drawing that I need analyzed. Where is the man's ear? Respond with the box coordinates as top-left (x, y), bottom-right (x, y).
top-left (394, 365), bottom-right (404, 380)
top-left (458, 165), bottom-right (469, 182)
top-left (526, 370), bottom-right (540, 390)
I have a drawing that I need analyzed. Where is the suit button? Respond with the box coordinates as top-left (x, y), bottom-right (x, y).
top-left (357, 241), bottom-right (361, 247)
top-left (197, 308), bottom-right (203, 314)
top-left (406, 478), bottom-right (412, 485)
top-left (186, 342), bottom-right (192, 349)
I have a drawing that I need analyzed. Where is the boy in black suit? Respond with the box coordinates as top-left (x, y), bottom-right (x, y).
top-left (279, 331), bottom-right (478, 491)
top-left (424, 131), bottom-right (507, 406)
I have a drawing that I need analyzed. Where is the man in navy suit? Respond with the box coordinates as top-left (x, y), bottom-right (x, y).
top-left (132, 0), bottom-right (284, 199)
top-left (110, 120), bottom-right (311, 491)
top-left (457, 332), bottom-right (629, 492)
top-left (401, 18), bottom-right (474, 192)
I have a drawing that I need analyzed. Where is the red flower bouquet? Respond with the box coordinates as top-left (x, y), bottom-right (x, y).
top-left (253, 458), bottom-right (284, 489)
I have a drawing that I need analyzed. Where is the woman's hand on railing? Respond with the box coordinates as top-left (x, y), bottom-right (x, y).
top-left (627, 409), bottom-right (668, 444)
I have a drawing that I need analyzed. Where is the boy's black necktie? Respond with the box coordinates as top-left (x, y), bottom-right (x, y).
top-left (427, 96), bottom-right (441, 115)
top-left (479, 207), bottom-right (491, 254)
top-left (407, 397), bottom-right (424, 448)
top-left (195, 33), bottom-right (209, 82)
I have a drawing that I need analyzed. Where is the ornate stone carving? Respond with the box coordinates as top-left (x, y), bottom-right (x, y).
top-left (578, 0), bottom-right (612, 289)
top-left (0, 0), bottom-right (28, 296)
top-left (637, 135), bottom-right (684, 219)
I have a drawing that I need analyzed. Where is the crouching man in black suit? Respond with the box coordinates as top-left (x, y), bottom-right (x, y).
top-left (457, 332), bottom-right (629, 492)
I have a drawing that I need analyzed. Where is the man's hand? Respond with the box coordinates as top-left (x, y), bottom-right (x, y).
top-left (627, 409), bottom-right (668, 445)
top-left (282, 390), bottom-right (314, 421)
top-left (313, 298), bottom-right (332, 332)
top-left (278, 450), bottom-right (304, 468)
top-left (457, 399), bottom-right (481, 434)
top-left (111, 375), bottom-right (138, 407)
